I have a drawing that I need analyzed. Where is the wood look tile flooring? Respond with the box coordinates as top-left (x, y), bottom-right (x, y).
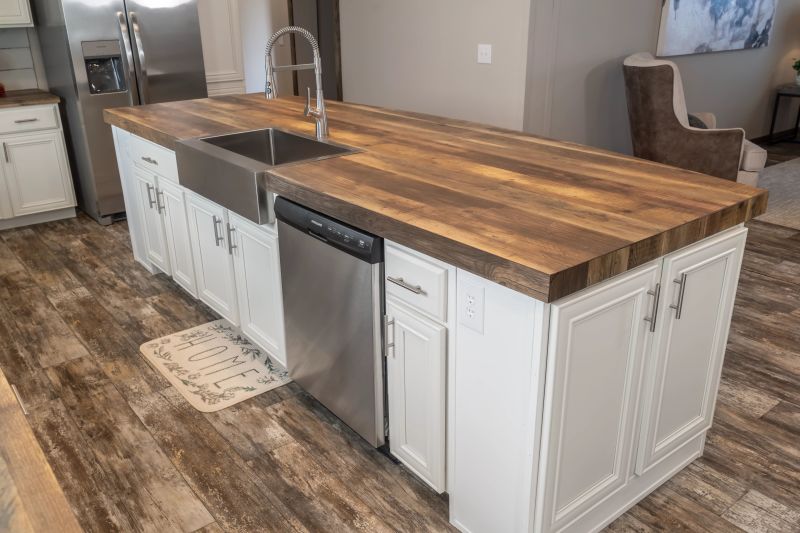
top-left (0, 215), bottom-right (798, 532)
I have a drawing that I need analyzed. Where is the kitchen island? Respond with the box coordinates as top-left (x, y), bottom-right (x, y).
top-left (105, 94), bottom-right (765, 533)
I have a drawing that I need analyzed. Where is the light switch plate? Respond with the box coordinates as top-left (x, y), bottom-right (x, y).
top-left (477, 43), bottom-right (492, 64)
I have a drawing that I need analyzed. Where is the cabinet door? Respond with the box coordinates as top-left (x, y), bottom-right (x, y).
top-left (536, 262), bottom-right (661, 532)
top-left (132, 168), bottom-right (171, 274)
top-left (0, 0), bottom-right (32, 26)
top-left (186, 193), bottom-right (238, 324)
top-left (229, 212), bottom-right (286, 365)
top-left (1, 131), bottom-right (74, 217)
top-left (386, 299), bottom-right (446, 493)
top-left (158, 179), bottom-right (197, 297)
top-left (636, 227), bottom-right (747, 474)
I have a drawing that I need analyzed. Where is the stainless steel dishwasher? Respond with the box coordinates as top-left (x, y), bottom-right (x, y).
top-left (274, 197), bottom-right (385, 447)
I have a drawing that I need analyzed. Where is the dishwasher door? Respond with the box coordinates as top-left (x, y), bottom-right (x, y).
top-left (276, 197), bottom-right (385, 447)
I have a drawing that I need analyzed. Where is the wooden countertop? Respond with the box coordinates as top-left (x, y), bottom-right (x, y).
top-left (0, 89), bottom-right (60, 108)
top-left (0, 370), bottom-right (82, 532)
top-left (104, 94), bottom-right (767, 302)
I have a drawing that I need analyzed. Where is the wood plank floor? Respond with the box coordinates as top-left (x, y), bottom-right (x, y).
top-left (0, 214), bottom-right (798, 532)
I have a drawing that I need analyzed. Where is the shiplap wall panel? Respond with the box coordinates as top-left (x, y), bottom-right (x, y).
top-left (0, 28), bottom-right (37, 90)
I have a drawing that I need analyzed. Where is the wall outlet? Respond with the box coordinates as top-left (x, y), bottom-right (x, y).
top-left (477, 43), bottom-right (492, 64)
top-left (460, 281), bottom-right (485, 334)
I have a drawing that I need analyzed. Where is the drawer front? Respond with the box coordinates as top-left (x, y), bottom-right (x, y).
top-left (0, 105), bottom-right (59, 134)
top-left (130, 134), bottom-right (179, 183)
top-left (386, 243), bottom-right (448, 322)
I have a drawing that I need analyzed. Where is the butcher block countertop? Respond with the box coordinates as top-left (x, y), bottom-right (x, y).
top-left (0, 89), bottom-right (60, 108)
top-left (104, 94), bottom-right (767, 302)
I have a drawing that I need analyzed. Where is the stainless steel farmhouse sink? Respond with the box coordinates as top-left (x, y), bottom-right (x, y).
top-left (176, 128), bottom-right (357, 224)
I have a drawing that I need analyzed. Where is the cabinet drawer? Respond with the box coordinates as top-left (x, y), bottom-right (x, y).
top-left (386, 243), bottom-right (448, 322)
top-left (130, 134), bottom-right (179, 183)
top-left (0, 105), bottom-right (58, 134)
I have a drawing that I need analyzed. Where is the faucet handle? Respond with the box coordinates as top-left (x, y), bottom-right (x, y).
top-left (304, 87), bottom-right (311, 116)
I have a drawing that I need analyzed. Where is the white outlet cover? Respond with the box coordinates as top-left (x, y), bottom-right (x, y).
top-left (477, 43), bottom-right (492, 64)
top-left (459, 281), bottom-right (485, 334)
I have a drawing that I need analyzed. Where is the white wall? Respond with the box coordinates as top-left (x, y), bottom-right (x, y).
top-left (239, 0), bottom-right (292, 95)
top-left (339, 0), bottom-right (532, 130)
top-left (0, 28), bottom-right (44, 90)
top-left (523, 0), bottom-right (800, 153)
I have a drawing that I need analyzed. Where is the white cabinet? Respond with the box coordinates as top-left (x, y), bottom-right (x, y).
top-left (186, 192), bottom-right (239, 324)
top-left (385, 241), bottom-right (452, 494)
top-left (386, 299), bottom-right (446, 492)
top-left (159, 178), bottom-right (197, 296)
top-left (229, 212), bottom-right (286, 365)
top-left (0, 0), bottom-right (32, 27)
top-left (636, 227), bottom-right (746, 474)
top-left (536, 262), bottom-right (661, 532)
top-left (133, 167), bottom-right (171, 274)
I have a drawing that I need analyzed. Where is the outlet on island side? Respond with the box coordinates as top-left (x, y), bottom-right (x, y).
top-left (459, 281), bottom-right (485, 334)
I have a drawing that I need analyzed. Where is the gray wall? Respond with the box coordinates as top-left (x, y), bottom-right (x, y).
top-left (339, 0), bottom-right (531, 130)
top-left (523, 0), bottom-right (800, 153)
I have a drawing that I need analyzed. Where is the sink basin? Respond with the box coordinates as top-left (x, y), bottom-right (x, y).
top-left (202, 128), bottom-right (353, 166)
top-left (176, 128), bottom-right (357, 225)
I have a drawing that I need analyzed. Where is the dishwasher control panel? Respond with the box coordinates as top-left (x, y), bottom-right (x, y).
top-left (275, 196), bottom-right (383, 264)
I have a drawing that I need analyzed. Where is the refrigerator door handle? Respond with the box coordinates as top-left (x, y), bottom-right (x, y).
top-left (116, 11), bottom-right (139, 105)
top-left (129, 11), bottom-right (149, 104)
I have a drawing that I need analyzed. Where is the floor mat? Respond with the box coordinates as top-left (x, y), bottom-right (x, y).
top-left (756, 158), bottom-right (800, 230)
top-left (140, 320), bottom-right (290, 412)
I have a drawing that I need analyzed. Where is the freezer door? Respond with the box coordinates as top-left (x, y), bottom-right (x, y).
top-left (125, 0), bottom-right (208, 104)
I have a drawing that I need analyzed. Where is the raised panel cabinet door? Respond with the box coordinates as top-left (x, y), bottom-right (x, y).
top-left (158, 179), bottom-right (197, 297)
top-left (229, 212), bottom-right (286, 366)
top-left (186, 193), bottom-right (238, 324)
top-left (0, 0), bottom-right (32, 26)
top-left (132, 168), bottom-right (170, 274)
top-left (636, 227), bottom-right (747, 474)
top-left (536, 262), bottom-right (661, 532)
top-left (1, 131), bottom-right (74, 216)
top-left (386, 299), bottom-right (446, 493)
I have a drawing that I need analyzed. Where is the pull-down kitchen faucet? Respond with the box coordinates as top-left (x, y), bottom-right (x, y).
top-left (264, 26), bottom-right (328, 141)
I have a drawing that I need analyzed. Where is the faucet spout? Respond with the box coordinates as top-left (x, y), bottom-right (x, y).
top-left (264, 26), bottom-right (328, 141)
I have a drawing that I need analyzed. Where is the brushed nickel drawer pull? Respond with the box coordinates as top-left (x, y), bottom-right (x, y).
top-left (141, 156), bottom-right (158, 165)
top-left (669, 273), bottom-right (688, 320)
top-left (155, 188), bottom-right (165, 213)
top-left (383, 315), bottom-right (395, 357)
top-left (226, 223), bottom-right (237, 255)
top-left (643, 282), bottom-right (661, 332)
top-left (212, 215), bottom-right (224, 246)
top-left (387, 276), bottom-right (426, 295)
top-left (10, 384), bottom-right (28, 415)
top-left (145, 183), bottom-right (156, 208)
top-left (14, 118), bottom-right (39, 124)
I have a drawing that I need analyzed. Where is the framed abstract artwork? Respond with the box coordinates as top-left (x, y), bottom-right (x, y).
top-left (657, 0), bottom-right (778, 56)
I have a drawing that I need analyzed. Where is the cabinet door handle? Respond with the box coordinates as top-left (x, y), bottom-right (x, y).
top-left (141, 156), bottom-right (158, 165)
top-left (226, 223), bottom-right (237, 255)
top-left (155, 188), bottom-right (165, 213)
top-left (145, 183), bottom-right (156, 208)
top-left (643, 282), bottom-right (661, 332)
top-left (14, 118), bottom-right (38, 124)
top-left (387, 276), bottom-right (426, 295)
top-left (212, 215), bottom-right (224, 246)
top-left (383, 315), bottom-right (395, 357)
top-left (2, 142), bottom-right (7, 163)
top-left (669, 273), bottom-right (688, 319)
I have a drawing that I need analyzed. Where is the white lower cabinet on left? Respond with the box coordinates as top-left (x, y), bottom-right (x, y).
top-left (186, 192), bottom-right (239, 325)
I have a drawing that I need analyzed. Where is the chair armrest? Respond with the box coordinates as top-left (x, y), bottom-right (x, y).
top-left (691, 112), bottom-right (717, 129)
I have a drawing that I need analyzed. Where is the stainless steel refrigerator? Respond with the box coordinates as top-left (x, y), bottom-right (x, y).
top-left (31, 0), bottom-right (208, 224)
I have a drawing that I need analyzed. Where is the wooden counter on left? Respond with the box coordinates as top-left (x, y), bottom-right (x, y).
top-left (0, 369), bottom-right (81, 533)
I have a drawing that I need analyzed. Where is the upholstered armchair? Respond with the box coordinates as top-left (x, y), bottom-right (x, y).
top-left (623, 53), bottom-right (766, 186)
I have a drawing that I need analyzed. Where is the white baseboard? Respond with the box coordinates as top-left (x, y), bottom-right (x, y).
top-left (0, 207), bottom-right (75, 231)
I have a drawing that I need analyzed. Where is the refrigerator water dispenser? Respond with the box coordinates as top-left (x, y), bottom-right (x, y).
top-left (82, 41), bottom-right (127, 95)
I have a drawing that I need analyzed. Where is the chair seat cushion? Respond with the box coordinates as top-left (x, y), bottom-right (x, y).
top-left (741, 140), bottom-right (767, 172)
